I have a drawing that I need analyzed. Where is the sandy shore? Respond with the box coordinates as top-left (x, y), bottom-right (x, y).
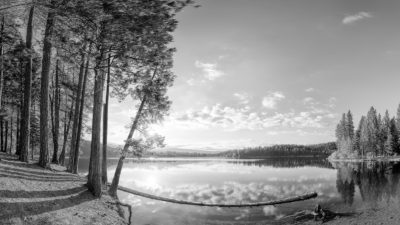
top-left (0, 152), bottom-right (128, 225)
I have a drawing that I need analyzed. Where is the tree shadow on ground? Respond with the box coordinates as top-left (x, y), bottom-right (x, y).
top-left (0, 166), bottom-right (83, 181)
top-left (0, 186), bottom-right (87, 198)
top-left (0, 171), bottom-right (85, 183)
top-left (0, 160), bottom-right (74, 177)
top-left (0, 190), bottom-right (94, 219)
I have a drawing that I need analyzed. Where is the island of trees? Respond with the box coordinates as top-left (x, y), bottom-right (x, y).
top-left (331, 106), bottom-right (400, 160)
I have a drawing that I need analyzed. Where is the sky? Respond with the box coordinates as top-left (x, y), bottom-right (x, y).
top-left (107, 0), bottom-right (400, 151)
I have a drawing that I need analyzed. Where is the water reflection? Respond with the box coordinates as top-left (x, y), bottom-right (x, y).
top-left (333, 161), bottom-right (400, 207)
top-left (229, 157), bottom-right (333, 169)
top-left (77, 158), bottom-right (400, 224)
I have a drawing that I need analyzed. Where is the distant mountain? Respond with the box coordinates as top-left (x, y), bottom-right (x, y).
top-left (79, 140), bottom-right (122, 158)
top-left (150, 147), bottom-right (223, 154)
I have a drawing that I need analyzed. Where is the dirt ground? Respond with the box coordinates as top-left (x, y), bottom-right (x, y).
top-left (0, 152), bottom-right (128, 225)
top-left (295, 206), bottom-right (400, 225)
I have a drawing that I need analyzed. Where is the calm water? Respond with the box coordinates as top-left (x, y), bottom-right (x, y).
top-left (78, 157), bottom-right (400, 225)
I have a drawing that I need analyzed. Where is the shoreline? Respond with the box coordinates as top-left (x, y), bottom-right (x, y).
top-left (299, 201), bottom-right (400, 225)
top-left (0, 152), bottom-right (128, 225)
top-left (328, 151), bottom-right (400, 162)
top-left (328, 157), bottom-right (400, 162)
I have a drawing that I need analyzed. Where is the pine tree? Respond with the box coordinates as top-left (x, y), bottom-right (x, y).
top-left (335, 113), bottom-right (347, 152)
top-left (354, 116), bottom-right (365, 154)
top-left (389, 118), bottom-right (399, 155)
top-left (345, 110), bottom-right (355, 153)
top-left (384, 132), bottom-right (394, 155)
top-left (396, 104), bottom-right (400, 132)
top-left (19, 5), bottom-right (35, 162)
top-left (346, 110), bottom-right (354, 140)
top-left (362, 107), bottom-right (379, 157)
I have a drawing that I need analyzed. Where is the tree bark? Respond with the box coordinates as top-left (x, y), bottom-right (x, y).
top-left (15, 106), bottom-right (20, 155)
top-left (102, 55), bottom-right (111, 186)
top-left (73, 48), bottom-right (91, 173)
top-left (109, 95), bottom-right (147, 197)
top-left (39, 5), bottom-right (56, 168)
top-left (59, 93), bottom-right (73, 165)
top-left (20, 5), bottom-right (34, 162)
top-left (109, 67), bottom-right (159, 197)
top-left (69, 52), bottom-right (85, 173)
top-left (9, 108), bottom-right (13, 154)
top-left (4, 120), bottom-right (8, 152)
top-left (87, 51), bottom-right (105, 197)
top-left (0, 16), bottom-right (4, 108)
top-left (51, 59), bottom-right (60, 163)
top-left (1, 119), bottom-right (3, 152)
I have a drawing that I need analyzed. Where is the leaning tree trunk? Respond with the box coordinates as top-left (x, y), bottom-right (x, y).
top-left (109, 68), bottom-right (159, 197)
top-left (51, 60), bottom-right (60, 163)
top-left (69, 52), bottom-right (85, 173)
top-left (39, 6), bottom-right (56, 168)
top-left (87, 53), bottom-right (105, 197)
top-left (109, 95), bottom-right (147, 197)
top-left (73, 49), bottom-right (91, 174)
top-left (102, 55), bottom-right (111, 186)
top-left (20, 5), bottom-right (34, 162)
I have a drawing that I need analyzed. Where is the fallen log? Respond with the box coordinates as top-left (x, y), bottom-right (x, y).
top-left (109, 183), bottom-right (317, 207)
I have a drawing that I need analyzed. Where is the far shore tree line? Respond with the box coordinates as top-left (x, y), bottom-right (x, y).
top-left (335, 106), bottom-right (400, 158)
top-left (0, 0), bottom-right (194, 197)
top-left (220, 142), bottom-right (336, 159)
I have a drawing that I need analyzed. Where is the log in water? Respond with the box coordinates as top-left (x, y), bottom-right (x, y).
top-left (112, 184), bottom-right (318, 207)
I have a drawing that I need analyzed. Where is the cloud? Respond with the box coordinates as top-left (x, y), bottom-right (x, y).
top-left (342, 12), bottom-right (372, 25)
top-left (302, 97), bottom-right (315, 105)
top-left (233, 92), bottom-right (251, 105)
top-left (195, 60), bottom-right (225, 80)
top-left (262, 92), bottom-right (285, 109)
top-left (327, 97), bottom-right (337, 108)
top-left (305, 88), bottom-right (314, 92)
top-left (186, 78), bottom-right (196, 86)
top-left (168, 100), bottom-right (337, 132)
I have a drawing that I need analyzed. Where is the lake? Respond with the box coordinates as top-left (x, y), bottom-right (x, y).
top-left (78, 157), bottom-right (400, 225)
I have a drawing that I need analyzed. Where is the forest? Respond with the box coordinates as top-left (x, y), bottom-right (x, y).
top-left (334, 106), bottom-right (400, 159)
top-left (0, 0), bottom-right (194, 197)
top-left (220, 142), bottom-right (336, 158)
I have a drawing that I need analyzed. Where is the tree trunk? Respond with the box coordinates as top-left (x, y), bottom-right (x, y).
top-left (59, 93), bottom-right (73, 165)
top-left (0, 16), bottom-right (4, 108)
top-left (73, 48), bottom-right (91, 173)
top-left (19, 5), bottom-right (34, 162)
top-left (51, 60), bottom-right (60, 163)
top-left (4, 120), bottom-right (8, 152)
top-left (102, 55), bottom-right (111, 186)
top-left (87, 51), bottom-right (105, 197)
top-left (39, 6), bottom-right (56, 168)
top-left (69, 52), bottom-right (86, 173)
top-left (109, 67), bottom-right (159, 197)
top-left (15, 106), bottom-right (20, 155)
top-left (31, 102), bottom-right (36, 160)
top-left (9, 108), bottom-right (13, 154)
top-left (109, 95), bottom-right (147, 197)
top-left (1, 119), bottom-right (3, 152)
